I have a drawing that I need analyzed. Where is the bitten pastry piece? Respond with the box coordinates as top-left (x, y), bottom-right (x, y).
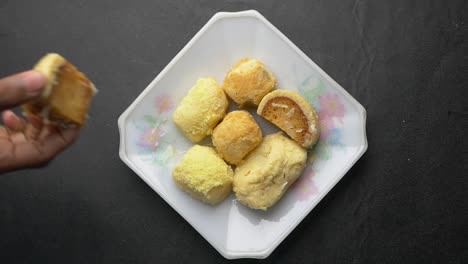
top-left (173, 78), bottom-right (229, 142)
top-left (173, 145), bottom-right (233, 205)
top-left (257, 90), bottom-right (319, 149)
top-left (212, 110), bottom-right (262, 165)
top-left (222, 58), bottom-right (276, 106)
top-left (23, 53), bottom-right (97, 127)
top-left (233, 133), bottom-right (307, 210)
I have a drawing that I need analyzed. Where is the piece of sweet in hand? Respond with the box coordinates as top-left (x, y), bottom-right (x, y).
top-left (23, 53), bottom-right (97, 127)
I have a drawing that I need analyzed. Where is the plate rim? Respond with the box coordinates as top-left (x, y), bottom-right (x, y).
top-left (118, 10), bottom-right (368, 259)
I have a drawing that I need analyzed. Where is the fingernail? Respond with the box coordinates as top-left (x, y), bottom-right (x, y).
top-left (23, 71), bottom-right (46, 96)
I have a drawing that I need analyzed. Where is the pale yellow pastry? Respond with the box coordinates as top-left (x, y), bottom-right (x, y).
top-left (212, 110), bottom-right (262, 165)
top-left (222, 58), bottom-right (276, 106)
top-left (173, 78), bottom-right (229, 142)
top-left (23, 53), bottom-right (97, 127)
top-left (233, 133), bottom-right (307, 210)
top-left (173, 145), bottom-right (233, 205)
top-left (257, 90), bottom-right (319, 149)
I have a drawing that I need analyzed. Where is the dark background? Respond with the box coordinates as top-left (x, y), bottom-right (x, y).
top-left (1, 0), bottom-right (467, 263)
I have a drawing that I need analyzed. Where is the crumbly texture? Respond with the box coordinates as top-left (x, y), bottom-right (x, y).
top-left (173, 145), bottom-right (233, 205)
top-left (22, 53), bottom-right (97, 127)
top-left (212, 110), bottom-right (262, 165)
top-left (257, 90), bottom-right (320, 149)
top-left (222, 58), bottom-right (276, 106)
top-left (233, 133), bottom-right (307, 210)
top-left (173, 78), bottom-right (229, 142)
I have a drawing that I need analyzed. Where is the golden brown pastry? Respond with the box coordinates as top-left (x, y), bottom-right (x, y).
top-left (222, 58), bottom-right (276, 106)
top-left (22, 53), bottom-right (97, 127)
top-left (173, 145), bottom-right (233, 205)
top-left (212, 110), bottom-right (262, 165)
top-left (233, 133), bottom-right (307, 210)
top-left (257, 90), bottom-right (319, 149)
top-left (173, 78), bottom-right (229, 142)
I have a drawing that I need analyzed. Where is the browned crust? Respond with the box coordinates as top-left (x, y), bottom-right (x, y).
top-left (212, 110), bottom-right (263, 164)
top-left (257, 90), bottom-right (319, 148)
top-left (22, 54), bottom-right (96, 127)
top-left (222, 58), bottom-right (276, 106)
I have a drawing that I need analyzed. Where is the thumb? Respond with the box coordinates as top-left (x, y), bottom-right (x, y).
top-left (0, 70), bottom-right (46, 111)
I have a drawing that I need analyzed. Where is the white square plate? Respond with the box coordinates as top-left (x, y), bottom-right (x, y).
top-left (118, 10), bottom-right (367, 259)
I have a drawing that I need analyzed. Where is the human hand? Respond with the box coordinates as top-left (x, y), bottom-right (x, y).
top-left (0, 71), bottom-right (80, 173)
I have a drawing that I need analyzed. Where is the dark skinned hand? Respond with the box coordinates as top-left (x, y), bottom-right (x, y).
top-left (0, 71), bottom-right (79, 173)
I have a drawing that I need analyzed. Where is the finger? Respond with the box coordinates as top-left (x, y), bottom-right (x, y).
top-left (39, 126), bottom-right (80, 159)
top-left (0, 71), bottom-right (46, 111)
top-left (0, 140), bottom-right (43, 172)
top-left (24, 123), bottom-right (41, 141)
top-left (24, 113), bottom-right (43, 129)
top-left (0, 137), bottom-right (16, 172)
top-left (2, 110), bottom-right (27, 132)
top-left (0, 125), bottom-right (9, 139)
top-left (0, 127), bottom-right (80, 172)
top-left (9, 131), bottom-right (27, 144)
top-left (23, 113), bottom-right (43, 140)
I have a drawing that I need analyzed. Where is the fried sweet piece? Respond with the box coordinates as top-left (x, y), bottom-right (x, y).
top-left (173, 145), bottom-right (233, 205)
top-left (222, 58), bottom-right (276, 106)
top-left (233, 133), bottom-right (307, 210)
top-left (257, 90), bottom-right (319, 149)
top-left (173, 78), bottom-right (229, 142)
top-left (212, 110), bottom-right (262, 165)
top-left (23, 53), bottom-right (97, 127)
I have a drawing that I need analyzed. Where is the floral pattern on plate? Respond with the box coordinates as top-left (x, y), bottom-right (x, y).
top-left (133, 94), bottom-right (177, 166)
top-left (292, 77), bottom-right (347, 199)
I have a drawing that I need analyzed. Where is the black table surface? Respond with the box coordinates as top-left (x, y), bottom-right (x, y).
top-left (1, 0), bottom-right (467, 263)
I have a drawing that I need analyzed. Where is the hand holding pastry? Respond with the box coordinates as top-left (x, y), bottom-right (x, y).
top-left (0, 71), bottom-right (79, 173)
